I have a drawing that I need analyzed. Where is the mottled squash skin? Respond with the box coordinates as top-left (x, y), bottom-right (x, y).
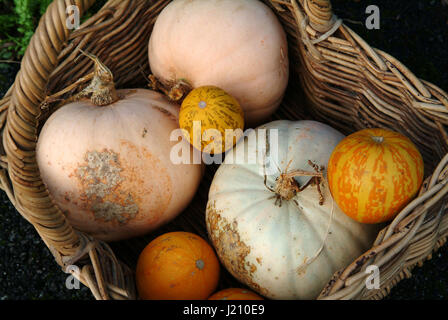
top-left (36, 89), bottom-right (203, 242)
top-left (179, 86), bottom-right (245, 154)
top-left (327, 128), bottom-right (424, 224)
top-left (148, 0), bottom-right (289, 127)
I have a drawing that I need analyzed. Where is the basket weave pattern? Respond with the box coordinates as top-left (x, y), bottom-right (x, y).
top-left (1, 0), bottom-right (447, 300)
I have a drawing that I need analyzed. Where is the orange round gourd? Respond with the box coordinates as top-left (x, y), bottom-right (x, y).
top-left (136, 231), bottom-right (220, 300)
top-left (208, 288), bottom-right (264, 300)
top-left (327, 128), bottom-right (424, 224)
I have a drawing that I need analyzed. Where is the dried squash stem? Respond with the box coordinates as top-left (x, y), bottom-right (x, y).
top-left (148, 74), bottom-right (192, 102)
top-left (40, 50), bottom-right (119, 110)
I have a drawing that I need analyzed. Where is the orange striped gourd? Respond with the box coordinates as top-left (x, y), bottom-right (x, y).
top-left (327, 128), bottom-right (424, 224)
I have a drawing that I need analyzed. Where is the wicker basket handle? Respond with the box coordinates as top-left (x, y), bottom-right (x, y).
top-left (6, 0), bottom-right (96, 257)
top-left (3, 0), bottom-right (139, 300)
top-left (303, 0), bottom-right (336, 33)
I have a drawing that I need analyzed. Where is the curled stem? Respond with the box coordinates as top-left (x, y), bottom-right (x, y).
top-left (274, 159), bottom-right (325, 205)
top-left (264, 157), bottom-right (333, 274)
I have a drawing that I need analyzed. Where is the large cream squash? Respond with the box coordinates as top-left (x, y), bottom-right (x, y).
top-left (148, 0), bottom-right (289, 126)
top-left (37, 89), bottom-right (203, 242)
top-left (206, 120), bottom-right (379, 299)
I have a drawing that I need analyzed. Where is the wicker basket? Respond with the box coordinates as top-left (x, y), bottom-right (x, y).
top-left (1, 0), bottom-right (448, 300)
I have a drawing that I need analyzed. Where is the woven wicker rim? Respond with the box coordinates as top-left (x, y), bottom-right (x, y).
top-left (1, 0), bottom-right (447, 300)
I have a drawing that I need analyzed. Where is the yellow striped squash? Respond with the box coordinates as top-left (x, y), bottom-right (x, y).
top-left (179, 86), bottom-right (245, 154)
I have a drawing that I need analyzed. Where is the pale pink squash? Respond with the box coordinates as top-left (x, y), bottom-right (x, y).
top-left (37, 89), bottom-right (203, 241)
top-left (148, 0), bottom-right (289, 127)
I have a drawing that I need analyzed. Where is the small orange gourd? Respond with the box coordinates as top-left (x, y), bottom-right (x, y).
top-left (136, 232), bottom-right (220, 300)
top-left (208, 288), bottom-right (264, 300)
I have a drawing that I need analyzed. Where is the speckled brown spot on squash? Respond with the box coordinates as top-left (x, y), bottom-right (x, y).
top-left (75, 149), bottom-right (139, 224)
top-left (297, 257), bottom-right (309, 277)
top-left (206, 201), bottom-right (269, 297)
top-left (73, 141), bottom-right (172, 226)
top-left (118, 140), bottom-right (172, 226)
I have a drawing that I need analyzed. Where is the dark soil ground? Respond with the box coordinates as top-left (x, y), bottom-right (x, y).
top-left (0, 0), bottom-right (447, 300)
